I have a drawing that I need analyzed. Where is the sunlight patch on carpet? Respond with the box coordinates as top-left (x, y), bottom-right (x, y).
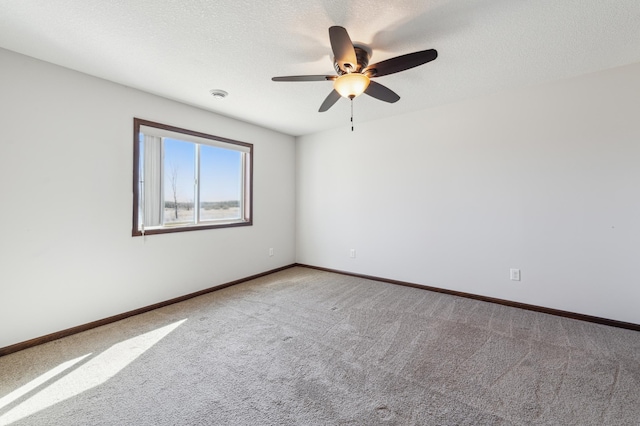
top-left (0, 353), bottom-right (92, 412)
top-left (0, 319), bottom-right (186, 425)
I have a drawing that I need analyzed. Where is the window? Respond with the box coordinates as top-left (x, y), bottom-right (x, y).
top-left (132, 118), bottom-right (252, 236)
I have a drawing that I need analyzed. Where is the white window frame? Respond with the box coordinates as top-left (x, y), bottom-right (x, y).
top-left (132, 118), bottom-right (253, 236)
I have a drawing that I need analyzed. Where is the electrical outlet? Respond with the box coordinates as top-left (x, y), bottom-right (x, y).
top-left (510, 268), bottom-right (521, 281)
top-left (350, 249), bottom-right (356, 258)
top-left (269, 248), bottom-right (274, 257)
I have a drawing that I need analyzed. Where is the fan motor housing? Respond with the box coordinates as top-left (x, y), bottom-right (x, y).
top-left (334, 44), bottom-right (371, 75)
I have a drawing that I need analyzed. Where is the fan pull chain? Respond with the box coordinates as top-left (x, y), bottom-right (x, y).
top-left (350, 97), bottom-right (354, 132)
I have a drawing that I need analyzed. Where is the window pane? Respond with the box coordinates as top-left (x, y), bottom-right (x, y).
top-left (164, 138), bottom-right (196, 225)
top-left (133, 118), bottom-right (252, 236)
top-left (199, 145), bottom-right (242, 221)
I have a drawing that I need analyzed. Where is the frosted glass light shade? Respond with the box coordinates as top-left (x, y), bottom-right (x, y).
top-left (333, 73), bottom-right (370, 98)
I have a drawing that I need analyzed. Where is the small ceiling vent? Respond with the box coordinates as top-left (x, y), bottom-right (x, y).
top-left (209, 89), bottom-right (228, 99)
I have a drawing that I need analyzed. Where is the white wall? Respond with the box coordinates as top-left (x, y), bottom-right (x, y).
top-left (0, 48), bottom-right (296, 348)
top-left (296, 62), bottom-right (640, 325)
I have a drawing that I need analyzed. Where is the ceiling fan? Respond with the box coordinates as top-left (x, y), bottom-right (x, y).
top-left (272, 26), bottom-right (438, 113)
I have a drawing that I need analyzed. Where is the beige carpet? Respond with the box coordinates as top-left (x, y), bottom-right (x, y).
top-left (1, 267), bottom-right (639, 425)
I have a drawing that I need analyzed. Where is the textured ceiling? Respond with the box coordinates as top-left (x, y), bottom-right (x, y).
top-left (1, 0), bottom-right (640, 136)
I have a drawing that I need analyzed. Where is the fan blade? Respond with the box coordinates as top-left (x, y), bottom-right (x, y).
top-left (272, 75), bottom-right (335, 82)
top-left (364, 81), bottom-right (400, 103)
top-left (365, 49), bottom-right (437, 78)
top-left (319, 90), bottom-right (341, 112)
top-left (329, 26), bottom-right (357, 72)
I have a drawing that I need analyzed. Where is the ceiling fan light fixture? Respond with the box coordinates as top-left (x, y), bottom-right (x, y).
top-left (333, 73), bottom-right (370, 99)
top-left (271, 26), bottom-right (437, 114)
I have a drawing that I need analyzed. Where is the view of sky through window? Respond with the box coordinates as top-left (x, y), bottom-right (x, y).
top-left (163, 138), bottom-right (242, 203)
